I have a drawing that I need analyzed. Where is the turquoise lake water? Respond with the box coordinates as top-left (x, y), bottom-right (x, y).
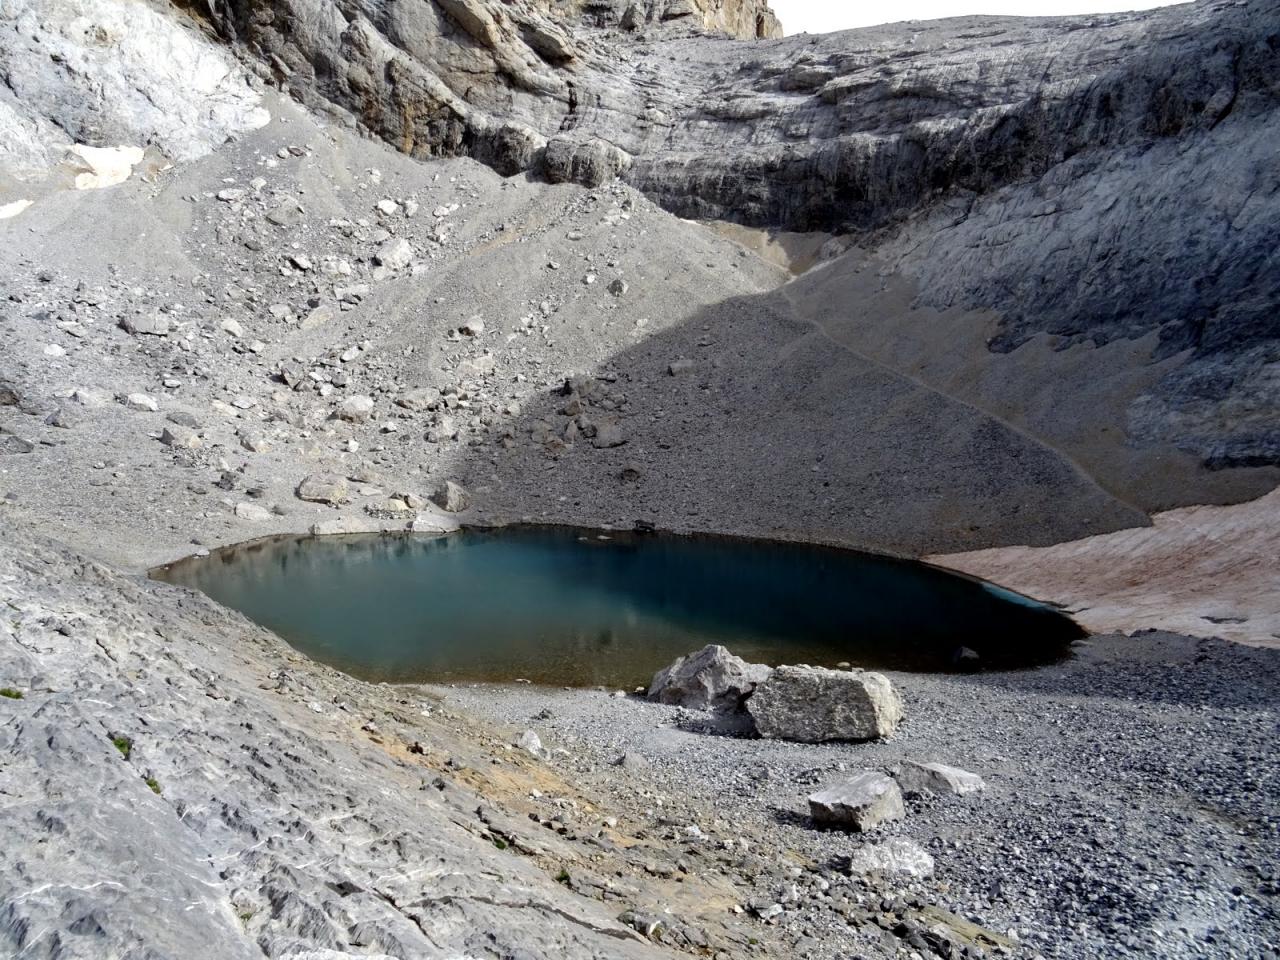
top-left (156, 527), bottom-right (1081, 688)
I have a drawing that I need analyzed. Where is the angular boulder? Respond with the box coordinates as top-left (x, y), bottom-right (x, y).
top-left (894, 760), bottom-right (986, 797)
top-left (119, 313), bottom-right (171, 336)
top-left (747, 665), bottom-right (903, 742)
top-left (647, 644), bottom-right (772, 711)
top-left (296, 473), bottom-right (349, 505)
top-left (374, 237), bottom-right (413, 270)
top-left (809, 771), bottom-right (905, 831)
top-left (430, 480), bottom-right (470, 513)
top-left (337, 395), bottom-right (374, 423)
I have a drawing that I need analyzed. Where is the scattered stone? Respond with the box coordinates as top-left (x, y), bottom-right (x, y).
top-left (648, 644), bottom-right (772, 711)
top-left (459, 316), bottom-right (484, 337)
top-left (234, 502), bottom-right (273, 522)
top-left (238, 432), bottom-right (271, 453)
top-left (296, 473), bottom-right (349, 505)
top-left (310, 517), bottom-right (384, 535)
top-left (516, 730), bottom-right (544, 758)
top-left (590, 421), bottom-right (626, 448)
top-left (119, 314), bottom-right (171, 336)
top-left (299, 305), bottom-right (333, 331)
top-left (266, 202), bottom-right (303, 227)
top-left (894, 761), bottom-right (987, 797)
top-left (374, 237), bottom-right (413, 270)
top-left (45, 407), bottom-right (79, 429)
top-left (844, 838), bottom-right (936, 878)
top-left (808, 772), bottom-right (905, 831)
top-left (426, 416), bottom-right (457, 443)
top-left (337, 395), bottom-right (374, 423)
top-left (0, 382), bottom-right (18, 406)
top-left (0, 434), bottom-right (35, 455)
top-left (125, 393), bottom-right (159, 412)
top-left (220, 318), bottom-right (244, 338)
top-left (747, 665), bottom-right (903, 742)
top-left (430, 480), bottom-right (470, 513)
top-left (166, 411), bottom-right (201, 429)
top-left (160, 425), bottom-right (201, 449)
top-left (668, 358), bottom-right (695, 376)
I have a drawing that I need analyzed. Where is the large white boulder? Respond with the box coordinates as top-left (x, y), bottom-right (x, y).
top-left (647, 644), bottom-right (772, 711)
top-left (747, 665), bottom-right (903, 742)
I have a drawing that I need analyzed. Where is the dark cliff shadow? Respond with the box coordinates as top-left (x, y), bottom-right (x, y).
top-left (462, 279), bottom-right (1148, 558)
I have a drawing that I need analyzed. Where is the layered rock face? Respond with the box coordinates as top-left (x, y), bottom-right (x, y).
top-left (189, 0), bottom-right (1279, 477)
top-left (0, 0), bottom-right (268, 177)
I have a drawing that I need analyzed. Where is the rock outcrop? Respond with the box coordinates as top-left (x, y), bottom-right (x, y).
top-left (0, 520), bottom-right (671, 960)
top-left (171, 0), bottom-right (1279, 476)
top-left (0, 0), bottom-right (268, 178)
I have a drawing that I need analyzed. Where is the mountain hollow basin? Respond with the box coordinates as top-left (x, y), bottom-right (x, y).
top-left (154, 527), bottom-right (1083, 688)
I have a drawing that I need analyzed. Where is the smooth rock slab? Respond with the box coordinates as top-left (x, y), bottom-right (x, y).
top-left (747, 665), bottom-right (903, 742)
top-left (895, 760), bottom-right (986, 797)
top-left (648, 644), bottom-right (771, 711)
top-left (809, 772), bottom-right (905, 831)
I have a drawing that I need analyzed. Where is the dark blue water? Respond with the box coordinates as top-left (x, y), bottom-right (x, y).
top-left (156, 527), bottom-right (1081, 687)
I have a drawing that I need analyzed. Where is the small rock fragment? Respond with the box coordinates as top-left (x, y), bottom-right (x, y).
top-left (234, 502), bottom-right (273, 522)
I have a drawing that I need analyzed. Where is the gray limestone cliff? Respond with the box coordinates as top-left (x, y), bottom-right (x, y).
top-left (183, 0), bottom-right (1278, 472)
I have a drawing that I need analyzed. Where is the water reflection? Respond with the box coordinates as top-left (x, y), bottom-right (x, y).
top-left (156, 527), bottom-right (1082, 687)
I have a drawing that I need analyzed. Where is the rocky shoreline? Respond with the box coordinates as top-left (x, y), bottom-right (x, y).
top-left (4, 516), bottom-right (1277, 959)
top-left (441, 631), bottom-right (1280, 959)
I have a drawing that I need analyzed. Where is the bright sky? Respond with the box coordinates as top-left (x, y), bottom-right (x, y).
top-left (770, 0), bottom-right (1182, 33)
